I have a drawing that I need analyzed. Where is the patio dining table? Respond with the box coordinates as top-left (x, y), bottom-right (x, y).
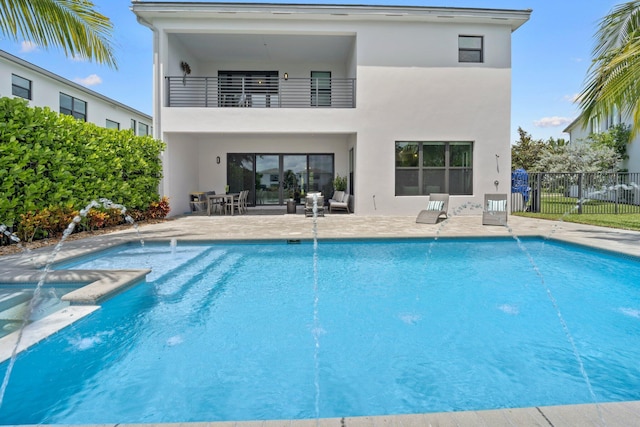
top-left (207, 193), bottom-right (239, 215)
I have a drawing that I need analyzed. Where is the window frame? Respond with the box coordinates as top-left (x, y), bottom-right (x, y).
top-left (106, 119), bottom-right (120, 130)
top-left (395, 141), bottom-right (474, 196)
top-left (11, 74), bottom-right (32, 100)
top-left (138, 122), bottom-right (149, 136)
top-left (458, 35), bottom-right (484, 63)
top-left (59, 92), bottom-right (87, 121)
top-left (311, 71), bottom-right (331, 107)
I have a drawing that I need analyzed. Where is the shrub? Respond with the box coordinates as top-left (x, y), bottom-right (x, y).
top-left (0, 96), bottom-right (165, 225)
top-left (147, 196), bottom-right (171, 219)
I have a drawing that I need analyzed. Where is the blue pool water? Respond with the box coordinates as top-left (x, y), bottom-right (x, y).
top-left (1, 237), bottom-right (640, 424)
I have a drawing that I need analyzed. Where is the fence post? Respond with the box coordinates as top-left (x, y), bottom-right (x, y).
top-left (577, 173), bottom-right (583, 214)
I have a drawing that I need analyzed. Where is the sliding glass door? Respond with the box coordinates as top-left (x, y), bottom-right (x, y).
top-left (228, 153), bottom-right (334, 206)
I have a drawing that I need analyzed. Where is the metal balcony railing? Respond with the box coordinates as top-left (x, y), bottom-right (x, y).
top-left (166, 76), bottom-right (356, 108)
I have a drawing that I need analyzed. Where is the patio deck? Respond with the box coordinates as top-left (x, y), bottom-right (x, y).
top-left (2, 213), bottom-right (640, 426)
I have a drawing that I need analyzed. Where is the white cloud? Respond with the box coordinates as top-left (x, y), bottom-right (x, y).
top-left (74, 74), bottom-right (103, 86)
top-left (20, 41), bottom-right (38, 53)
top-left (533, 116), bottom-right (574, 128)
top-left (563, 93), bottom-right (580, 103)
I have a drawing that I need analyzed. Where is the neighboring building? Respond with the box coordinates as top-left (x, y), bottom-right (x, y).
top-left (132, 2), bottom-right (530, 215)
top-left (564, 113), bottom-right (640, 172)
top-left (0, 50), bottom-right (152, 135)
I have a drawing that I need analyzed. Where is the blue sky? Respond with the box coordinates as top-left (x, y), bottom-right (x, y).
top-left (0, 0), bottom-right (623, 143)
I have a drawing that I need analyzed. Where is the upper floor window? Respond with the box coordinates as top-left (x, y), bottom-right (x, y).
top-left (60, 93), bottom-right (87, 121)
top-left (138, 122), bottom-right (149, 136)
top-left (311, 71), bottom-right (331, 107)
top-left (458, 35), bottom-right (483, 63)
top-left (131, 119), bottom-right (137, 134)
top-left (12, 74), bottom-right (32, 100)
top-left (395, 141), bottom-right (473, 196)
top-left (106, 119), bottom-right (120, 130)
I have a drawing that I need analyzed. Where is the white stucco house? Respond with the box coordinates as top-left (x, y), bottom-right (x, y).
top-left (131, 2), bottom-right (531, 216)
top-left (564, 113), bottom-right (640, 173)
top-left (0, 49), bottom-right (152, 135)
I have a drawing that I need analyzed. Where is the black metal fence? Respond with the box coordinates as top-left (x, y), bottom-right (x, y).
top-left (512, 172), bottom-right (640, 214)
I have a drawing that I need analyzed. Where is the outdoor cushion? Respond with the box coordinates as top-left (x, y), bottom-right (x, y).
top-left (427, 200), bottom-right (444, 211)
top-left (487, 199), bottom-right (507, 212)
top-left (332, 191), bottom-right (344, 202)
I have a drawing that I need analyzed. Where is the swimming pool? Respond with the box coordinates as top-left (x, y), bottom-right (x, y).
top-left (1, 237), bottom-right (640, 424)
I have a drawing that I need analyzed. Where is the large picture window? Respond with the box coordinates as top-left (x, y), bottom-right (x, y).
top-left (395, 141), bottom-right (473, 196)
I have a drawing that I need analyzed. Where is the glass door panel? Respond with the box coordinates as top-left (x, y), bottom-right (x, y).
top-left (283, 155), bottom-right (307, 203)
top-left (308, 154), bottom-right (334, 196)
top-left (256, 155), bottom-right (280, 205)
top-left (227, 154), bottom-right (255, 204)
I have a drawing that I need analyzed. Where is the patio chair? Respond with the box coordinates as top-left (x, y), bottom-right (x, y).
top-left (416, 193), bottom-right (449, 224)
top-left (328, 190), bottom-right (350, 213)
top-left (305, 192), bottom-right (325, 217)
top-left (483, 193), bottom-right (508, 226)
top-left (232, 190), bottom-right (249, 214)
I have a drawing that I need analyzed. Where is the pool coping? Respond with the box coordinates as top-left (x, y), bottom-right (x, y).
top-left (2, 214), bottom-right (640, 426)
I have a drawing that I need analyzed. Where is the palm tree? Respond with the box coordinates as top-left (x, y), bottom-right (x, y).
top-left (579, 1), bottom-right (640, 137)
top-left (0, 0), bottom-right (116, 68)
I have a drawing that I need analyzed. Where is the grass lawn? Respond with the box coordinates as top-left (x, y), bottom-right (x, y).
top-left (513, 211), bottom-right (640, 232)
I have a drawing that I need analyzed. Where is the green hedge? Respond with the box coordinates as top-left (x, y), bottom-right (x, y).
top-left (0, 96), bottom-right (165, 227)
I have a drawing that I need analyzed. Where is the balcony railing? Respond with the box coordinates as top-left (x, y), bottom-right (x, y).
top-left (166, 76), bottom-right (355, 108)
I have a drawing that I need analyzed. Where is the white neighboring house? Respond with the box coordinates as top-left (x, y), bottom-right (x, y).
top-left (132, 2), bottom-right (531, 216)
top-left (564, 113), bottom-right (640, 172)
top-left (0, 49), bottom-right (152, 135)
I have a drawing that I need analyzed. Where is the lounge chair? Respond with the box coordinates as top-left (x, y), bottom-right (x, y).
top-left (483, 193), bottom-right (508, 225)
top-left (416, 193), bottom-right (449, 224)
top-left (305, 192), bottom-right (325, 217)
top-left (328, 190), bottom-right (350, 213)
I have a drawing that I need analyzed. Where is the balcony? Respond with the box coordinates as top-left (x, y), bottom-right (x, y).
top-left (166, 76), bottom-right (356, 108)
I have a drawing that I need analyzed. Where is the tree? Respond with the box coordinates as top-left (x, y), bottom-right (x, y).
top-left (537, 143), bottom-right (621, 173)
top-left (511, 127), bottom-right (547, 171)
top-left (0, 0), bottom-right (116, 68)
top-left (578, 1), bottom-right (640, 137)
top-left (586, 123), bottom-right (631, 159)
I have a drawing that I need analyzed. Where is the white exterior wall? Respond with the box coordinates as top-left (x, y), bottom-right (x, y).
top-left (0, 51), bottom-right (151, 132)
top-left (133, 3), bottom-right (530, 216)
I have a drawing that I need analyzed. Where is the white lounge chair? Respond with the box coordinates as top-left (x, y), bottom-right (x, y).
top-left (416, 193), bottom-right (449, 224)
top-left (483, 193), bottom-right (508, 225)
top-left (328, 190), bottom-right (350, 213)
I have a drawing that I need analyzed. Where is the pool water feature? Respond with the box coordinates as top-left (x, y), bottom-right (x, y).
top-left (1, 237), bottom-right (640, 424)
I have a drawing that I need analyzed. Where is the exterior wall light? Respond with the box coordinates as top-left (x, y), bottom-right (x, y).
top-left (216, 156), bottom-right (221, 164)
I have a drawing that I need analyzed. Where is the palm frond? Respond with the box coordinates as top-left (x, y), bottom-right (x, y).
top-left (0, 0), bottom-right (116, 68)
top-left (579, 1), bottom-right (640, 138)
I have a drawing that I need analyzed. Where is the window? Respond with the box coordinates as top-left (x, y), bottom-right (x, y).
top-left (12, 74), bottom-right (32, 99)
top-left (458, 35), bottom-right (483, 63)
top-left (106, 119), bottom-right (120, 130)
top-left (131, 119), bottom-right (137, 134)
top-left (59, 93), bottom-right (87, 121)
top-left (311, 71), bottom-right (331, 107)
top-left (395, 141), bottom-right (473, 196)
top-left (138, 122), bottom-right (149, 136)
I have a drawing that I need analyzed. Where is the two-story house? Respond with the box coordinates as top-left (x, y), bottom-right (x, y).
top-left (0, 50), bottom-right (152, 136)
top-left (132, 2), bottom-right (530, 215)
